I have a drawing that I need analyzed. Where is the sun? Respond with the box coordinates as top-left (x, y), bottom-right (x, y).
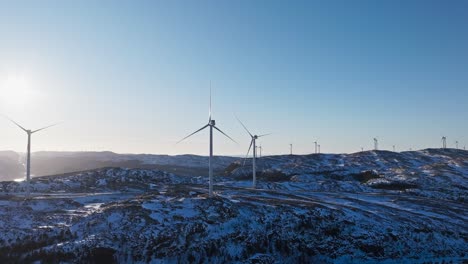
top-left (0, 72), bottom-right (35, 107)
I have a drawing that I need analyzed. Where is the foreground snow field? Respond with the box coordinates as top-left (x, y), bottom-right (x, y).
top-left (0, 149), bottom-right (466, 263)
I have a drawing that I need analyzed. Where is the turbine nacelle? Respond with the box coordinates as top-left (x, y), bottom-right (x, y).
top-left (209, 119), bottom-right (216, 126)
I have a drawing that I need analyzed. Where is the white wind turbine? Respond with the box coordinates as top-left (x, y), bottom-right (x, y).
top-left (4, 117), bottom-right (60, 198)
top-left (256, 144), bottom-right (263, 157)
top-left (177, 87), bottom-right (236, 197)
top-left (236, 117), bottom-right (270, 188)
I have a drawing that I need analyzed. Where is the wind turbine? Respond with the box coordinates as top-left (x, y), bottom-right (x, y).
top-left (374, 138), bottom-right (378, 151)
top-left (236, 117), bottom-right (270, 188)
top-left (177, 87), bottom-right (236, 197)
top-left (289, 144), bottom-right (293, 155)
top-left (455, 141), bottom-right (459, 149)
top-left (4, 117), bottom-right (60, 198)
top-left (393, 145), bottom-right (396, 152)
top-left (318, 144), bottom-right (321, 154)
top-left (314, 141), bottom-right (318, 154)
top-left (441, 136), bottom-right (447, 149)
top-left (257, 144), bottom-right (263, 158)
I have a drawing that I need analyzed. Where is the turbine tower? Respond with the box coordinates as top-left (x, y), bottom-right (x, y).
top-left (257, 144), bottom-right (263, 157)
top-left (5, 117), bottom-right (60, 198)
top-left (374, 138), bottom-right (378, 150)
top-left (177, 86), bottom-right (236, 197)
top-left (318, 144), bottom-right (321, 154)
top-left (393, 145), bottom-right (396, 152)
top-left (455, 141), bottom-right (459, 149)
top-left (236, 117), bottom-right (270, 188)
top-left (441, 136), bottom-right (447, 149)
top-left (290, 144), bottom-right (293, 155)
top-left (314, 141), bottom-right (318, 154)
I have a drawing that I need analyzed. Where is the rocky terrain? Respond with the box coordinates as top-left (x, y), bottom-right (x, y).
top-left (0, 149), bottom-right (466, 263)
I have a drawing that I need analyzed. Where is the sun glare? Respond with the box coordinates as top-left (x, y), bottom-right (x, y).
top-left (0, 73), bottom-right (36, 107)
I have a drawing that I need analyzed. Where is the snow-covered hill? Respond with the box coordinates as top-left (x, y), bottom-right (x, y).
top-left (0, 149), bottom-right (466, 263)
top-left (229, 149), bottom-right (468, 202)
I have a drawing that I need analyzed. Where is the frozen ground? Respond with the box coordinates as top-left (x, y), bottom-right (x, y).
top-left (0, 149), bottom-right (466, 263)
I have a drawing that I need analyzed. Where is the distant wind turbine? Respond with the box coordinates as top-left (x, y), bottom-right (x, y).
top-left (441, 136), bottom-right (447, 149)
top-left (236, 117), bottom-right (270, 188)
top-left (257, 144), bottom-right (263, 158)
top-left (4, 116), bottom-right (60, 198)
top-left (318, 144), bottom-right (321, 154)
top-left (455, 141), bottom-right (459, 149)
top-left (314, 141), bottom-right (318, 154)
top-left (374, 138), bottom-right (378, 151)
top-left (290, 144), bottom-right (293, 155)
top-left (177, 86), bottom-right (236, 197)
top-left (393, 145), bottom-right (396, 152)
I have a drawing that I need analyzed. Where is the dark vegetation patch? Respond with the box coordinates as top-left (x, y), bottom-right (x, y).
top-left (224, 162), bottom-right (242, 175)
top-left (351, 170), bottom-right (382, 183)
top-left (258, 170), bottom-right (290, 182)
top-left (370, 182), bottom-right (418, 190)
top-left (0, 229), bottom-right (75, 263)
top-left (81, 247), bottom-right (117, 263)
top-left (228, 165), bottom-right (290, 182)
top-left (359, 243), bottom-right (385, 257)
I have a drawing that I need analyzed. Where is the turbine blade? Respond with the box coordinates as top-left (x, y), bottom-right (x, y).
top-left (257, 133), bottom-right (272, 138)
top-left (32, 122), bottom-right (62, 134)
top-left (176, 124), bottom-right (209, 144)
top-left (3, 116), bottom-right (28, 132)
top-left (243, 139), bottom-right (254, 166)
top-left (209, 81), bottom-right (212, 122)
top-left (213, 126), bottom-right (237, 144)
top-left (235, 116), bottom-right (253, 137)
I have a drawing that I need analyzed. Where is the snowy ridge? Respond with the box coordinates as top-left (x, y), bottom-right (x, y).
top-left (229, 149), bottom-right (468, 201)
top-left (31, 151), bottom-right (238, 169)
top-left (0, 151), bottom-right (239, 181)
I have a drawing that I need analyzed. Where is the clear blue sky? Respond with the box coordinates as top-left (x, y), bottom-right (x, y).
top-left (0, 0), bottom-right (467, 155)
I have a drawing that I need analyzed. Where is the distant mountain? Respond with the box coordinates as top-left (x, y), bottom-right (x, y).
top-left (0, 151), bottom-right (239, 181)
